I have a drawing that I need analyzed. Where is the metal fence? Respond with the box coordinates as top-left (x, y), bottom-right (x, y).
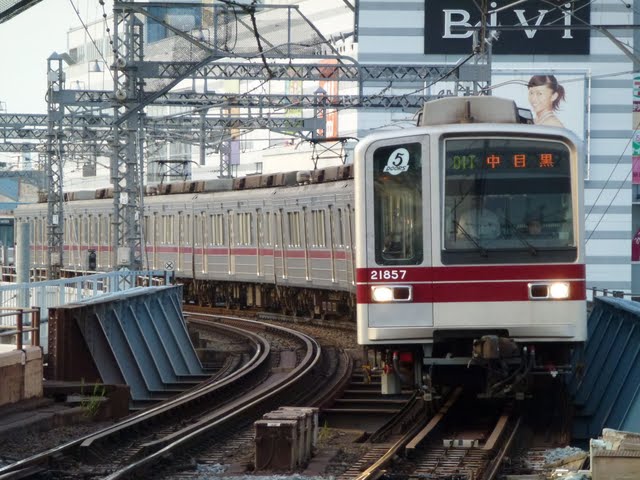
top-left (0, 306), bottom-right (40, 350)
top-left (0, 270), bottom-right (174, 325)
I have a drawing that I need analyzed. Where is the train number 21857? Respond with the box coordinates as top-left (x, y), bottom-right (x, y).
top-left (370, 269), bottom-right (407, 281)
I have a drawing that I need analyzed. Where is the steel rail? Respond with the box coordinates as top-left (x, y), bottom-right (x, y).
top-left (103, 314), bottom-right (321, 479)
top-left (0, 318), bottom-right (268, 478)
top-left (482, 416), bottom-right (523, 480)
top-left (354, 388), bottom-right (463, 480)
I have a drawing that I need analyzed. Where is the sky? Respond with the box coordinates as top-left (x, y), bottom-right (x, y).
top-left (0, 0), bottom-right (110, 114)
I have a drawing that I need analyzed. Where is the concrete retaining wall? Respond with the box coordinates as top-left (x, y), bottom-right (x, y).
top-left (0, 346), bottom-right (43, 407)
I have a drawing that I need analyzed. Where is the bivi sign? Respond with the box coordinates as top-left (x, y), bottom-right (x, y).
top-left (424, 0), bottom-right (591, 55)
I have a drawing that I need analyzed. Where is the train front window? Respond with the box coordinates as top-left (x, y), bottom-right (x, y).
top-left (442, 137), bottom-right (575, 264)
top-left (373, 143), bottom-right (423, 265)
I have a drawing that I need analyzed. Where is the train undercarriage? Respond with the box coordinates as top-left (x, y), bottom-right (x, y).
top-left (365, 334), bottom-right (578, 400)
top-left (183, 277), bottom-right (356, 322)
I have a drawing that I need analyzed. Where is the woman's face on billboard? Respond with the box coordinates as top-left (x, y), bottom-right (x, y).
top-left (528, 84), bottom-right (558, 114)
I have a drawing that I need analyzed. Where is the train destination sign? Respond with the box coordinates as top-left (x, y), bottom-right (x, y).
top-left (448, 152), bottom-right (558, 171)
top-left (424, 0), bottom-right (591, 55)
top-left (445, 138), bottom-right (570, 175)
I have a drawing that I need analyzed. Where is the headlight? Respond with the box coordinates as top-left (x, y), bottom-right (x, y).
top-left (371, 286), bottom-right (413, 302)
top-left (549, 282), bottom-right (570, 299)
top-left (371, 286), bottom-right (394, 302)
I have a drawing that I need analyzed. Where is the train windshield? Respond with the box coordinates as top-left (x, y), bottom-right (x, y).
top-left (373, 142), bottom-right (423, 265)
top-left (442, 137), bottom-right (576, 264)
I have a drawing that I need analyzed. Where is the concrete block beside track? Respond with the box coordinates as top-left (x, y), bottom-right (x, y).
top-left (0, 345), bottom-right (43, 407)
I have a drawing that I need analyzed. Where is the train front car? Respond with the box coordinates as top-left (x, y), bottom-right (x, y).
top-left (355, 96), bottom-right (586, 398)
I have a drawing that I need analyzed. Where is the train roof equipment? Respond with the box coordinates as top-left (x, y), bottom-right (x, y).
top-left (418, 96), bottom-right (534, 126)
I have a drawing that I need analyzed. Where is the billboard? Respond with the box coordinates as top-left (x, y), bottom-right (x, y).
top-left (489, 70), bottom-right (588, 140)
top-left (424, 0), bottom-right (591, 55)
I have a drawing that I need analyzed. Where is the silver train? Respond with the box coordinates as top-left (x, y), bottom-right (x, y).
top-left (354, 97), bottom-right (586, 397)
top-left (16, 167), bottom-right (357, 319)
top-left (15, 96), bottom-right (587, 397)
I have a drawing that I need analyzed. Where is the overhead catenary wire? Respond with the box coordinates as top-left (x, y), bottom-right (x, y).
top-left (536, 0), bottom-right (638, 244)
top-left (69, 0), bottom-right (114, 83)
top-left (60, 0), bottom-right (640, 221)
top-left (584, 118), bottom-right (639, 245)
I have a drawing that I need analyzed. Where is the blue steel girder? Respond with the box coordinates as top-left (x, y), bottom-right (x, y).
top-left (71, 285), bottom-right (203, 403)
top-left (570, 297), bottom-right (640, 439)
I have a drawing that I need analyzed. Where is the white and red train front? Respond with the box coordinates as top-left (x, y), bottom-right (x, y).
top-left (354, 118), bottom-right (586, 389)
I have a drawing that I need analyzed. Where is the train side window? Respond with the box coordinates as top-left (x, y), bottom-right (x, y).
top-left (245, 212), bottom-right (253, 245)
top-left (234, 212), bottom-right (252, 246)
top-left (82, 217), bottom-right (88, 244)
top-left (167, 215), bottom-right (174, 244)
top-left (263, 212), bottom-right (272, 246)
top-left (275, 211), bottom-right (283, 248)
top-left (211, 213), bottom-right (225, 246)
top-left (74, 217), bottom-right (80, 245)
top-left (200, 213), bottom-right (208, 272)
top-left (373, 143), bottom-right (424, 266)
top-left (287, 211), bottom-right (301, 247)
top-left (311, 210), bottom-right (326, 248)
top-left (92, 216), bottom-right (98, 245)
top-left (186, 214), bottom-right (191, 245)
top-left (336, 208), bottom-right (345, 247)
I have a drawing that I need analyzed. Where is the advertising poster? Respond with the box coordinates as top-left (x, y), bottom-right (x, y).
top-left (633, 132), bottom-right (640, 185)
top-left (633, 75), bottom-right (640, 113)
top-left (633, 76), bottom-right (640, 185)
top-left (489, 70), bottom-right (588, 141)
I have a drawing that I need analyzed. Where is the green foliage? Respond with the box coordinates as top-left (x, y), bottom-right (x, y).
top-left (80, 380), bottom-right (107, 418)
top-left (318, 420), bottom-right (331, 443)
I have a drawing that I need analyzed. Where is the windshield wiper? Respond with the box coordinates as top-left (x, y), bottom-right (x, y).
top-left (501, 217), bottom-right (537, 256)
top-left (454, 221), bottom-right (488, 257)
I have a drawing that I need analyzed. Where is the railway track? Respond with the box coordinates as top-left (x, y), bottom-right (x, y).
top-left (335, 388), bottom-right (521, 480)
top-left (0, 314), bottom-right (325, 479)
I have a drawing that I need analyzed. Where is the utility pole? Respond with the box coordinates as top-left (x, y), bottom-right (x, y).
top-left (45, 54), bottom-right (66, 279)
top-left (111, 1), bottom-right (144, 275)
top-left (472, 0), bottom-right (491, 95)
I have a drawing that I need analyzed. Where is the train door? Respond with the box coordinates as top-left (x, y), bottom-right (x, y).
top-left (357, 135), bottom-right (432, 342)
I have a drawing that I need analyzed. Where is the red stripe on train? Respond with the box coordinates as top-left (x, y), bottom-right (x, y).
top-left (356, 280), bottom-right (586, 303)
